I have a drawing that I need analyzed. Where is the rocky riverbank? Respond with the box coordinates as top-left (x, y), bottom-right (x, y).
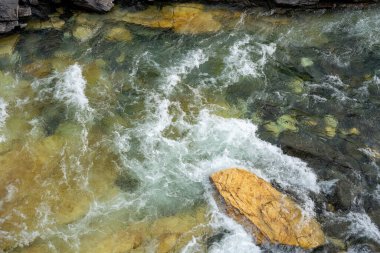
top-left (1, 1), bottom-right (380, 251)
top-left (0, 0), bottom-right (378, 34)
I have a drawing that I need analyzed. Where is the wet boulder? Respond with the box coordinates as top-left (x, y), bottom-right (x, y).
top-left (210, 168), bottom-right (325, 249)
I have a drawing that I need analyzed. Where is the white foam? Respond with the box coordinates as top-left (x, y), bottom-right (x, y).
top-left (346, 212), bottom-right (380, 242)
top-left (162, 49), bottom-right (208, 95)
top-left (359, 147), bottom-right (378, 158)
top-left (307, 75), bottom-right (352, 103)
top-left (319, 179), bottom-right (338, 194)
top-left (0, 97), bottom-right (8, 142)
top-left (347, 245), bottom-right (374, 253)
top-left (326, 209), bottom-right (380, 244)
top-left (222, 35), bottom-right (275, 85)
top-left (53, 65), bottom-right (89, 110)
top-left (206, 190), bottom-right (261, 253)
top-left (32, 64), bottom-right (93, 122)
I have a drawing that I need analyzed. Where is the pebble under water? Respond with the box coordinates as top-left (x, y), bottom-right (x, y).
top-left (0, 3), bottom-right (380, 253)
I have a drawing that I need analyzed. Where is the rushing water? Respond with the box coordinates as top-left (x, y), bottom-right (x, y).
top-left (0, 3), bottom-right (380, 253)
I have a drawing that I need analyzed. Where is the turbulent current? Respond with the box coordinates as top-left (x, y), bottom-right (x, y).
top-left (0, 3), bottom-right (379, 253)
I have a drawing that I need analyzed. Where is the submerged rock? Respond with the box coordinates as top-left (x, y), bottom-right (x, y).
top-left (210, 168), bottom-right (325, 249)
top-left (18, 206), bottom-right (209, 253)
top-left (73, 26), bottom-right (95, 41)
top-left (0, 33), bottom-right (19, 57)
top-left (22, 56), bottom-right (74, 78)
top-left (301, 57), bottom-right (314, 67)
top-left (288, 77), bottom-right (304, 94)
top-left (264, 114), bottom-right (299, 137)
top-left (0, 127), bottom-right (121, 251)
top-left (26, 17), bottom-right (65, 31)
top-left (72, 12), bottom-right (103, 42)
top-left (324, 114), bottom-right (338, 138)
top-left (105, 26), bottom-right (132, 41)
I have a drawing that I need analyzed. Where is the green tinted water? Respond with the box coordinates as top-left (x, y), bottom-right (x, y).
top-left (0, 3), bottom-right (379, 253)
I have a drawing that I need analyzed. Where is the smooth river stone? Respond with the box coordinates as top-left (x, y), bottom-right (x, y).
top-left (210, 168), bottom-right (325, 249)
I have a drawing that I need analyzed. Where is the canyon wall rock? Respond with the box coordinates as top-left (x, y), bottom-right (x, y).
top-left (210, 168), bottom-right (325, 249)
top-left (0, 0), bottom-right (113, 34)
top-left (0, 0), bottom-right (31, 33)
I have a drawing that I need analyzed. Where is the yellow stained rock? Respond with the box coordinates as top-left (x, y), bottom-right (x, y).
top-left (22, 56), bottom-right (74, 78)
top-left (116, 3), bottom-right (239, 34)
top-left (277, 114), bottom-right (298, 132)
top-left (71, 13), bottom-right (104, 42)
top-left (26, 17), bottom-right (65, 31)
top-left (347, 127), bottom-right (360, 136)
top-left (89, 230), bottom-right (143, 253)
top-left (105, 26), bottom-right (132, 41)
top-left (211, 168), bottom-right (325, 249)
top-left (22, 60), bottom-right (53, 78)
top-left (18, 206), bottom-right (209, 253)
top-left (0, 34), bottom-right (19, 57)
top-left (73, 26), bottom-right (95, 42)
top-left (158, 234), bottom-right (179, 253)
top-left (264, 121), bottom-right (282, 137)
top-left (304, 119), bottom-right (318, 127)
top-left (288, 78), bottom-right (304, 94)
top-left (324, 115), bottom-right (338, 138)
top-left (83, 60), bottom-right (104, 85)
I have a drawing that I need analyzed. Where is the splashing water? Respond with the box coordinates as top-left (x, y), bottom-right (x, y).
top-left (0, 3), bottom-right (380, 253)
top-left (0, 97), bottom-right (8, 142)
top-left (31, 64), bottom-right (93, 123)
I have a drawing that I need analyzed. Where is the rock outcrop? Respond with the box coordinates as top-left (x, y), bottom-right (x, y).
top-left (210, 168), bottom-right (325, 249)
top-left (0, 0), bottom-right (113, 34)
top-left (0, 0), bottom-right (32, 33)
top-left (72, 0), bottom-right (114, 12)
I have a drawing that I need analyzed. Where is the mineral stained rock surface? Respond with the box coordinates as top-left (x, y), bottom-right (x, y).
top-left (210, 168), bottom-right (325, 249)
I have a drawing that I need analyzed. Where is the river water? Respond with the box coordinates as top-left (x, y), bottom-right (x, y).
top-left (0, 3), bottom-right (379, 253)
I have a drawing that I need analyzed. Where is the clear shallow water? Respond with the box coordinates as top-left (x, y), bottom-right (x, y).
top-left (0, 3), bottom-right (379, 253)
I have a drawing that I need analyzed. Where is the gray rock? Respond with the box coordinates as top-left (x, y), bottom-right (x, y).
top-left (332, 179), bottom-right (357, 211)
top-left (0, 1), bottom-right (32, 34)
top-left (0, 21), bottom-right (18, 33)
top-left (18, 6), bottom-right (32, 18)
top-left (0, 0), bottom-right (19, 22)
top-left (274, 0), bottom-right (319, 6)
top-left (72, 0), bottom-right (114, 12)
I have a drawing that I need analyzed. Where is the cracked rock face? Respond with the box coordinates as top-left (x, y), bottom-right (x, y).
top-left (0, 0), bottom-right (31, 34)
top-left (210, 168), bottom-right (325, 249)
